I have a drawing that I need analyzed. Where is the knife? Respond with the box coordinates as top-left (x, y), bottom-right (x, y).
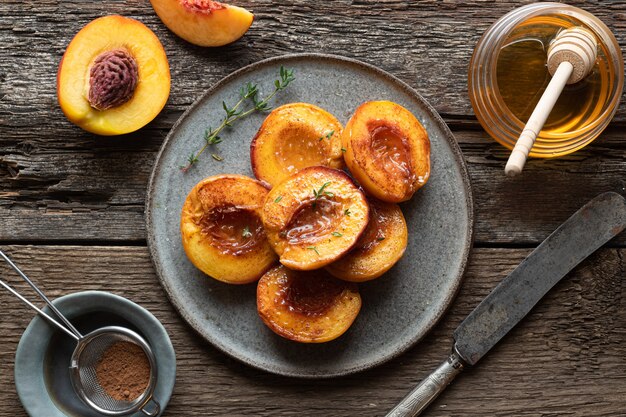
top-left (386, 191), bottom-right (626, 417)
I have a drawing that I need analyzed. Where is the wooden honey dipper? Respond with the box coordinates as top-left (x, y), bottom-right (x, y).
top-left (505, 27), bottom-right (598, 177)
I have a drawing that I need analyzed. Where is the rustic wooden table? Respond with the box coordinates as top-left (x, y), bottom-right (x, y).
top-left (1, 1), bottom-right (625, 416)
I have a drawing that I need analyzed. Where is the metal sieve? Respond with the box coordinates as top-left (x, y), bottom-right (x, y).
top-left (0, 250), bottom-right (160, 416)
top-left (70, 326), bottom-right (160, 416)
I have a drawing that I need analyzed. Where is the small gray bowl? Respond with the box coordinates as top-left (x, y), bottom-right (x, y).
top-left (14, 291), bottom-right (176, 417)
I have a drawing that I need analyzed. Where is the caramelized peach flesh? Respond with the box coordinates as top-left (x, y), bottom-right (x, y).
top-left (326, 199), bottom-right (408, 282)
top-left (57, 15), bottom-right (170, 136)
top-left (257, 265), bottom-right (361, 343)
top-left (342, 101), bottom-right (430, 202)
top-left (181, 175), bottom-right (277, 284)
top-left (150, 0), bottom-right (253, 47)
top-left (251, 103), bottom-right (344, 188)
top-left (261, 166), bottom-right (369, 271)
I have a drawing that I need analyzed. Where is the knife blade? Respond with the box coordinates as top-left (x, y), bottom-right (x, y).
top-left (386, 191), bottom-right (626, 417)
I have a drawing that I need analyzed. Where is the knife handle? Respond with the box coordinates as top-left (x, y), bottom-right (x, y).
top-left (385, 351), bottom-right (465, 417)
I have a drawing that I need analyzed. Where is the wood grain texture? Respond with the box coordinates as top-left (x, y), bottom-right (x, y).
top-left (1, 125), bottom-right (625, 244)
top-left (1, 0), bottom-right (625, 244)
top-left (1, 0), bottom-right (626, 120)
top-left (0, 246), bottom-right (624, 416)
top-left (1, 1), bottom-right (626, 416)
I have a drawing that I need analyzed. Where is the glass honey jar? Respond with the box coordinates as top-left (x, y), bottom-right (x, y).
top-left (468, 2), bottom-right (623, 158)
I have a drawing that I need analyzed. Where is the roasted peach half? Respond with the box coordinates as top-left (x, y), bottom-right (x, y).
top-left (342, 101), bottom-right (430, 203)
top-left (251, 103), bottom-right (344, 188)
top-left (181, 175), bottom-right (277, 284)
top-left (257, 265), bottom-right (361, 343)
top-left (57, 15), bottom-right (170, 136)
top-left (326, 199), bottom-right (407, 282)
top-left (150, 0), bottom-right (253, 47)
top-left (261, 167), bottom-right (369, 271)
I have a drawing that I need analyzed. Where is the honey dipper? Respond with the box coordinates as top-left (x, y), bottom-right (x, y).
top-left (504, 27), bottom-right (598, 176)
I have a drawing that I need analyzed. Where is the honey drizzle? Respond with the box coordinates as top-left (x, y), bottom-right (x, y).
top-left (276, 273), bottom-right (343, 317)
top-left (368, 124), bottom-right (415, 186)
top-left (283, 198), bottom-right (342, 245)
top-left (199, 206), bottom-right (264, 255)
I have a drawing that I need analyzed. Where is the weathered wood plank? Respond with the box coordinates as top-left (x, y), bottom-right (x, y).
top-left (1, 2), bottom-right (625, 417)
top-left (2, 1), bottom-right (626, 244)
top-left (467, 125), bottom-right (626, 245)
top-left (1, 0), bottom-right (626, 123)
top-left (0, 245), bottom-right (624, 416)
top-left (1, 126), bottom-right (624, 244)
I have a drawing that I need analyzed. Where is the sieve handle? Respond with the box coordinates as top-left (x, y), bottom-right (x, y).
top-left (141, 397), bottom-right (161, 416)
top-left (0, 250), bottom-right (82, 340)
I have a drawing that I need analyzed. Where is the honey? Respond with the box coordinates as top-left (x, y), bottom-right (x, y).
top-left (276, 272), bottom-right (343, 317)
top-left (284, 198), bottom-right (341, 244)
top-left (353, 202), bottom-right (387, 254)
top-left (497, 16), bottom-right (612, 141)
top-left (370, 124), bottom-right (415, 183)
top-left (469, 4), bottom-right (623, 158)
top-left (199, 206), bottom-right (264, 255)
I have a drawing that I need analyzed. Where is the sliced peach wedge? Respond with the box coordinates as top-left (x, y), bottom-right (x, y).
top-left (251, 103), bottom-right (344, 188)
top-left (57, 15), bottom-right (170, 136)
top-left (150, 0), bottom-right (254, 47)
top-left (181, 175), bottom-right (277, 284)
top-left (326, 199), bottom-right (408, 282)
top-left (343, 101), bottom-right (431, 203)
top-left (257, 265), bottom-right (361, 343)
top-left (261, 166), bottom-right (369, 271)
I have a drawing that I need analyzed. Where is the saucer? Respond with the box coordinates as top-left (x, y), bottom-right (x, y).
top-left (14, 291), bottom-right (176, 417)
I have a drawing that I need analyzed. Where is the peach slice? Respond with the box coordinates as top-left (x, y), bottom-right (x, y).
top-left (326, 199), bottom-right (408, 282)
top-left (149, 0), bottom-right (254, 47)
top-left (251, 103), bottom-right (344, 188)
top-left (261, 166), bottom-right (369, 271)
top-left (342, 101), bottom-right (431, 203)
top-left (181, 174), bottom-right (277, 284)
top-left (257, 265), bottom-right (361, 343)
top-left (57, 15), bottom-right (170, 136)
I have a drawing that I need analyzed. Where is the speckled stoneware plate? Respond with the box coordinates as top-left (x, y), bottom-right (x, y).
top-left (146, 53), bottom-right (473, 378)
top-left (14, 291), bottom-right (176, 417)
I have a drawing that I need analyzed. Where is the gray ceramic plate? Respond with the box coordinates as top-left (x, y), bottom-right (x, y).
top-left (14, 291), bottom-right (176, 417)
top-left (146, 53), bottom-right (473, 378)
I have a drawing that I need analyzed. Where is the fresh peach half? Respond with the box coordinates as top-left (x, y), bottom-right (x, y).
top-left (150, 0), bottom-right (253, 47)
top-left (342, 101), bottom-right (430, 203)
top-left (57, 15), bottom-right (170, 136)
top-left (326, 199), bottom-right (408, 282)
top-left (181, 174), bottom-right (277, 284)
top-left (261, 166), bottom-right (369, 271)
top-left (257, 265), bottom-right (361, 343)
top-left (251, 103), bottom-right (344, 188)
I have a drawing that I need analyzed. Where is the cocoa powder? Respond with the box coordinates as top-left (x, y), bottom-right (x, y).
top-left (95, 341), bottom-right (150, 402)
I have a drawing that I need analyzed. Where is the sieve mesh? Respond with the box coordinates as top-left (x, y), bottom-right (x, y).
top-left (71, 328), bottom-right (157, 415)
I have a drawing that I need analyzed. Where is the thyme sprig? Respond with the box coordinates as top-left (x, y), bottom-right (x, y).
top-left (319, 130), bottom-right (335, 141)
top-left (312, 182), bottom-right (333, 208)
top-left (307, 246), bottom-right (320, 255)
top-left (180, 66), bottom-right (296, 172)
